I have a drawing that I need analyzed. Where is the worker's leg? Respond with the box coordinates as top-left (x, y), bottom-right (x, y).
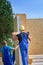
top-left (22, 55), bottom-right (28, 65)
top-left (21, 50), bottom-right (28, 65)
top-left (3, 62), bottom-right (8, 65)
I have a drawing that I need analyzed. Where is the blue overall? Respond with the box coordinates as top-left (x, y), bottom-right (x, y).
top-left (12, 50), bottom-right (15, 64)
top-left (1, 46), bottom-right (14, 65)
top-left (17, 32), bottom-right (28, 65)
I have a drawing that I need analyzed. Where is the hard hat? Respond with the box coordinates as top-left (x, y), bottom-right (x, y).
top-left (20, 25), bottom-right (24, 30)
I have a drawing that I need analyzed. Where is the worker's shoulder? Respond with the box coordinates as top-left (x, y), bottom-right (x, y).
top-left (22, 32), bottom-right (29, 35)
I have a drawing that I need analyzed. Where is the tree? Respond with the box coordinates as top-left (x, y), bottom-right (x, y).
top-left (0, 0), bottom-right (14, 45)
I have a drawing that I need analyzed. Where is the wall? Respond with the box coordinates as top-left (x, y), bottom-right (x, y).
top-left (16, 14), bottom-right (27, 31)
top-left (26, 19), bottom-right (43, 55)
top-left (13, 16), bottom-right (18, 32)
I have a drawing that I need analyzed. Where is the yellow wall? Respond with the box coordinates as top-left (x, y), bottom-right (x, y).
top-left (26, 19), bottom-right (43, 55)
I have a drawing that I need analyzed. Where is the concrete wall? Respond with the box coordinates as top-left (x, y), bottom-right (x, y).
top-left (13, 16), bottom-right (18, 32)
top-left (16, 14), bottom-right (27, 31)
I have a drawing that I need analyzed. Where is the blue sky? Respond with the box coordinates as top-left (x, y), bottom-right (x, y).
top-left (8, 0), bottom-right (43, 19)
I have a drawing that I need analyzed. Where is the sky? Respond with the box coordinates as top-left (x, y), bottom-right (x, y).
top-left (8, 0), bottom-right (43, 19)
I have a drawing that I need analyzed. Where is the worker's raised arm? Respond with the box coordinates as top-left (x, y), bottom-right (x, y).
top-left (27, 32), bottom-right (31, 41)
top-left (11, 32), bottom-right (19, 41)
top-left (28, 34), bottom-right (31, 41)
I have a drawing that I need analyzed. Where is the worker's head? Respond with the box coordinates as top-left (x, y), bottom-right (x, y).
top-left (2, 40), bottom-right (7, 46)
top-left (20, 25), bottom-right (25, 32)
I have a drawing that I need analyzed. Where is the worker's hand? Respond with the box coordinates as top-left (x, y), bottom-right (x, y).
top-left (12, 32), bottom-right (19, 36)
top-left (13, 45), bottom-right (19, 50)
top-left (15, 45), bottom-right (19, 50)
top-left (11, 32), bottom-right (14, 36)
